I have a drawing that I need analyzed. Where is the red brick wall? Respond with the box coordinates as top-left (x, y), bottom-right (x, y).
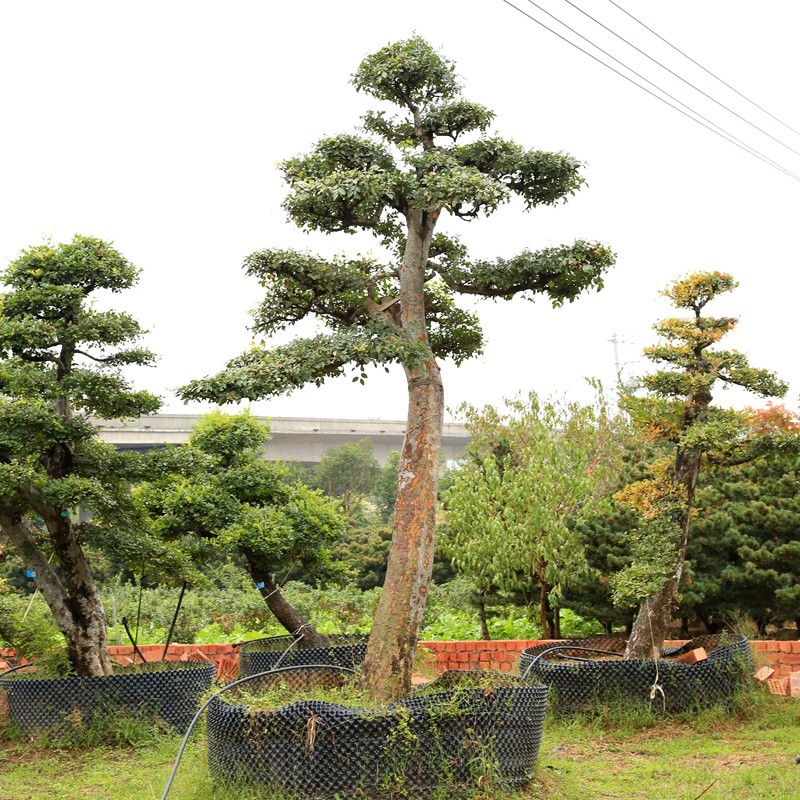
top-left (418, 639), bottom-right (800, 676)
top-left (750, 640), bottom-right (800, 677)
top-left (4, 640), bottom-right (798, 680)
top-left (420, 639), bottom-right (548, 673)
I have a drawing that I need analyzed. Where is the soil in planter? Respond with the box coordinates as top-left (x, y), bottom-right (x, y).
top-left (227, 668), bottom-right (372, 712)
top-left (228, 667), bottom-right (534, 712)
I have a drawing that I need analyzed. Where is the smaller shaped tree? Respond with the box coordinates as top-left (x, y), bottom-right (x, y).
top-left (441, 393), bottom-right (622, 639)
top-left (0, 236), bottom-right (183, 676)
top-left (135, 411), bottom-right (347, 646)
top-left (615, 272), bottom-right (791, 658)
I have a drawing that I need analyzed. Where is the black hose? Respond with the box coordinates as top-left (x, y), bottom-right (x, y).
top-left (160, 663), bottom-right (356, 800)
top-left (161, 582), bottom-right (187, 662)
top-left (0, 661), bottom-right (36, 678)
top-left (121, 616), bottom-right (148, 664)
top-left (521, 645), bottom-right (624, 680)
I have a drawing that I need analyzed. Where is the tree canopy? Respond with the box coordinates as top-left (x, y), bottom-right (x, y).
top-left (442, 393), bottom-right (623, 639)
top-left (178, 36), bottom-right (615, 700)
top-left (313, 438), bottom-right (380, 518)
top-left (134, 410), bottom-right (348, 646)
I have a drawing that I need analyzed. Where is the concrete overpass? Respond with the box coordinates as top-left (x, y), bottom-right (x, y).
top-left (94, 414), bottom-right (470, 466)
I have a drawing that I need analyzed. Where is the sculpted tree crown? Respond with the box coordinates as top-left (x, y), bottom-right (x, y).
top-left (179, 36), bottom-right (614, 406)
top-left (0, 235), bottom-right (160, 418)
top-left (623, 271), bottom-right (789, 463)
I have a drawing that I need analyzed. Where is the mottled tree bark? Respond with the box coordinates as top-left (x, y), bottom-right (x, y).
top-left (361, 209), bottom-right (443, 703)
top-left (0, 514), bottom-right (113, 676)
top-left (625, 450), bottom-right (700, 659)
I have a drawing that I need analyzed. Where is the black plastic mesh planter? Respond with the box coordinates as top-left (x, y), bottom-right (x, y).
top-left (207, 667), bottom-right (548, 798)
top-left (519, 634), bottom-right (753, 714)
top-left (239, 634), bottom-right (368, 677)
top-left (0, 660), bottom-right (215, 737)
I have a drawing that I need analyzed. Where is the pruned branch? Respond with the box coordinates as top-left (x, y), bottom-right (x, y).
top-left (436, 240), bottom-right (615, 306)
top-left (178, 324), bottom-right (428, 404)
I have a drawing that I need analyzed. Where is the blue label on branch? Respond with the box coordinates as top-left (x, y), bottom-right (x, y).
top-left (256, 582), bottom-right (265, 589)
top-left (26, 569), bottom-right (37, 578)
top-left (60, 511), bottom-right (70, 517)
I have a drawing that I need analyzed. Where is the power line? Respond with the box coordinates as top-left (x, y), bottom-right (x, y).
top-left (560, 0), bottom-right (800, 159)
top-left (516, 0), bottom-right (800, 180)
top-left (496, 0), bottom-right (800, 183)
top-left (605, 0), bottom-right (800, 140)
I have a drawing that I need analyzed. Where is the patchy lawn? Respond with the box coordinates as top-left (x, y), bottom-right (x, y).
top-left (1, 691), bottom-right (798, 800)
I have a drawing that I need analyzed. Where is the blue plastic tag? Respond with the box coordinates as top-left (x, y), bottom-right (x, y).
top-left (60, 511), bottom-right (70, 517)
top-left (256, 581), bottom-right (265, 589)
top-left (26, 569), bottom-right (37, 578)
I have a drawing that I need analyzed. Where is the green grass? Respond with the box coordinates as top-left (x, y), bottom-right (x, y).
top-left (1, 689), bottom-right (798, 800)
top-left (535, 690), bottom-right (800, 800)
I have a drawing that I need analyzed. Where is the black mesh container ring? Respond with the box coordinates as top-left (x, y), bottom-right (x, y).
top-left (0, 660), bottom-right (215, 737)
top-left (206, 667), bottom-right (548, 798)
top-left (518, 633), bottom-right (753, 714)
top-left (238, 633), bottom-right (368, 677)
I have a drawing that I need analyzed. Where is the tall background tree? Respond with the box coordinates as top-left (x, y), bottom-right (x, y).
top-left (0, 236), bottom-right (183, 676)
top-left (615, 272), bottom-right (791, 659)
top-left (313, 438), bottom-right (380, 518)
top-left (180, 37), bottom-right (615, 700)
top-left (683, 404), bottom-right (800, 634)
top-left (442, 393), bottom-right (622, 639)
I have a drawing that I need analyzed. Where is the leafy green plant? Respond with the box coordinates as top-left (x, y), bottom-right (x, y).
top-left (442, 392), bottom-right (623, 639)
top-left (0, 589), bottom-right (71, 677)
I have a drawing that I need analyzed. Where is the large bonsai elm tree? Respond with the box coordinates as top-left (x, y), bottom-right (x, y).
top-left (180, 37), bottom-right (616, 701)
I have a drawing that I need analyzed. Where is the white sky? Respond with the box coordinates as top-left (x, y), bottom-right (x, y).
top-left (1, 1), bottom-right (798, 422)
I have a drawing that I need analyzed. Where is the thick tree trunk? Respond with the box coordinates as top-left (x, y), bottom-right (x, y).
top-left (0, 514), bottom-right (112, 676)
top-left (554, 606), bottom-right (562, 639)
top-left (539, 581), bottom-right (550, 638)
top-left (477, 591), bottom-right (491, 641)
top-left (361, 360), bottom-right (442, 701)
top-left (245, 560), bottom-right (330, 647)
top-left (361, 209), bottom-right (442, 703)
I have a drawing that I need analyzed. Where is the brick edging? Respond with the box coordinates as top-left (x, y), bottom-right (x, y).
top-left (3, 639), bottom-right (798, 679)
top-left (418, 639), bottom-right (800, 677)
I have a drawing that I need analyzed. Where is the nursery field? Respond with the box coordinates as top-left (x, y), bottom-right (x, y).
top-left (1, 690), bottom-right (798, 800)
